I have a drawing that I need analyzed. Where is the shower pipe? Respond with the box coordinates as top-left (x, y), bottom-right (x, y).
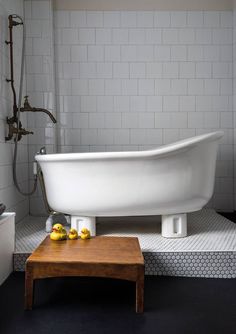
top-left (5, 15), bottom-right (57, 142)
top-left (5, 15), bottom-right (18, 122)
top-left (5, 15), bottom-right (33, 142)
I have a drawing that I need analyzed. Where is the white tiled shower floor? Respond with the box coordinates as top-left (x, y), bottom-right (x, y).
top-left (15, 209), bottom-right (236, 253)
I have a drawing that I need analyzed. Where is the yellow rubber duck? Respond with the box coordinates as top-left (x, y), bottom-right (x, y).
top-left (80, 227), bottom-right (91, 240)
top-left (50, 223), bottom-right (67, 241)
top-left (68, 228), bottom-right (79, 240)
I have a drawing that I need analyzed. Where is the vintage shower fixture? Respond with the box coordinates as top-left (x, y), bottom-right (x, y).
top-left (4, 13), bottom-right (57, 202)
top-left (5, 14), bottom-right (57, 142)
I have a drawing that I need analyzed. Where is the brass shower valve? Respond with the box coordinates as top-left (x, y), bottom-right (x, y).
top-left (5, 117), bottom-right (33, 142)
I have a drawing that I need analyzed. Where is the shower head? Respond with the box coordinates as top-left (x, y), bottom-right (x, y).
top-left (9, 14), bottom-right (23, 27)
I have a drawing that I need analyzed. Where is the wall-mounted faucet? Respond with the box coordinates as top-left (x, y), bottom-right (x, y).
top-left (20, 96), bottom-right (57, 123)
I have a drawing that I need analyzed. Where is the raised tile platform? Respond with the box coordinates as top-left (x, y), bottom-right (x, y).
top-left (14, 209), bottom-right (236, 278)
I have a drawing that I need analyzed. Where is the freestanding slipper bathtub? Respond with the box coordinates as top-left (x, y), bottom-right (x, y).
top-left (35, 131), bottom-right (223, 238)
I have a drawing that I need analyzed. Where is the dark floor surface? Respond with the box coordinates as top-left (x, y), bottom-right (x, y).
top-left (0, 273), bottom-right (235, 334)
top-left (219, 212), bottom-right (236, 223)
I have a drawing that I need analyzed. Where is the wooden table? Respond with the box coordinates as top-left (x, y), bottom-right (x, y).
top-left (25, 236), bottom-right (144, 312)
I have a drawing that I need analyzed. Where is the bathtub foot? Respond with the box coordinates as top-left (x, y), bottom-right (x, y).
top-left (161, 213), bottom-right (187, 238)
top-left (71, 216), bottom-right (96, 236)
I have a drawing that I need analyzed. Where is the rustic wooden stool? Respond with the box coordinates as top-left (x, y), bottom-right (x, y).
top-left (25, 236), bottom-right (144, 312)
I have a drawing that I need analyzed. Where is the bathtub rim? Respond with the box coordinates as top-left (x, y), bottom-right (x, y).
top-left (35, 131), bottom-right (223, 162)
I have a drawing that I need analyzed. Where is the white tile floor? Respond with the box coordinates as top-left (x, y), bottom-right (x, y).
top-left (14, 209), bottom-right (236, 278)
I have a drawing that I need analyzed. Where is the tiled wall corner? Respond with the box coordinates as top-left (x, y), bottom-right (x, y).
top-left (233, 4), bottom-right (236, 210)
top-left (24, 0), bottom-right (57, 215)
top-left (0, 0), bottom-right (29, 222)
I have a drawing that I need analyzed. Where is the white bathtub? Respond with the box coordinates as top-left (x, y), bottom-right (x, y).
top-left (35, 131), bottom-right (223, 238)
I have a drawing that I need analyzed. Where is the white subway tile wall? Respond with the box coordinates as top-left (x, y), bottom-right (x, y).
top-left (25, 5), bottom-right (234, 212)
top-left (0, 0), bottom-right (30, 222)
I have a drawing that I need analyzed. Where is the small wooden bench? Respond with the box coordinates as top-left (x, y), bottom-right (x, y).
top-left (25, 236), bottom-right (144, 312)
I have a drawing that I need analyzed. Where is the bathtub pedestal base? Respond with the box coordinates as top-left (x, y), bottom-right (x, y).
top-left (161, 213), bottom-right (187, 238)
top-left (71, 216), bottom-right (96, 236)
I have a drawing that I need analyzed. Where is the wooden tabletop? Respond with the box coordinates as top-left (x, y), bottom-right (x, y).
top-left (27, 236), bottom-right (144, 266)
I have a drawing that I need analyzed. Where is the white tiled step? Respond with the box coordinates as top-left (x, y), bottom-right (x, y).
top-left (14, 209), bottom-right (236, 278)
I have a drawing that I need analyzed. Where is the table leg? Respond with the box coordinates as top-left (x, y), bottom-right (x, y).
top-left (136, 267), bottom-right (144, 313)
top-left (25, 268), bottom-right (34, 310)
